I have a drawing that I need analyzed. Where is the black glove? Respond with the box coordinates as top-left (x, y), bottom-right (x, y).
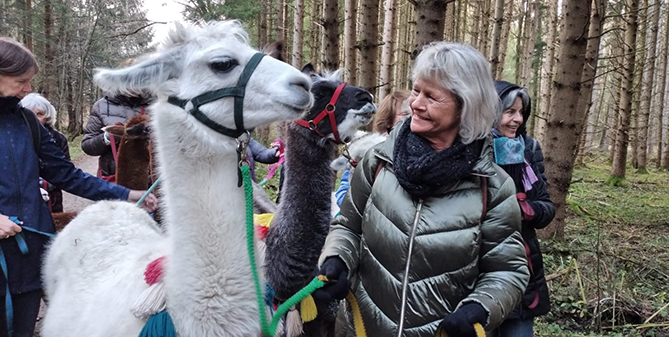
top-left (437, 303), bottom-right (487, 337)
top-left (311, 257), bottom-right (350, 302)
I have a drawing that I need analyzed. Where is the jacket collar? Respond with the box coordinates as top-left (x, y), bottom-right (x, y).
top-left (0, 96), bottom-right (21, 114)
top-left (375, 119), bottom-right (497, 177)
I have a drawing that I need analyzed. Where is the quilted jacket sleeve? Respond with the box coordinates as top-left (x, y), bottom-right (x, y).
top-left (81, 99), bottom-right (109, 156)
top-left (319, 149), bottom-right (380, 275)
top-left (458, 173), bottom-right (529, 328)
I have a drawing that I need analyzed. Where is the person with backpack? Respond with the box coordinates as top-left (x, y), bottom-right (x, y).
top-left (81, 59), bottom-right (154, 182)
top-left (491, 81), bottom-right (555, 337)
top-left (314, 42), bottom-right (529, 337)
top-left (0, 37), bottom-right (157, 337)
top-left (20, 93), bottom-right (70, 212)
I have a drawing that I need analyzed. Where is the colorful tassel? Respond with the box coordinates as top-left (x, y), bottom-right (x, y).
top-left (285, 307), bottom-right (303, 337)
top-left (137, 311), bottom-right (176, 337)
top-left (299, 295), bottom-right (318, 323)
top-left (131, 282), bottom-right (167, 319)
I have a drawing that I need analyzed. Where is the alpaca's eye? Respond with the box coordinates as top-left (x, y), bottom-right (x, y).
top-left (209, 59), bottom-right (238, 73)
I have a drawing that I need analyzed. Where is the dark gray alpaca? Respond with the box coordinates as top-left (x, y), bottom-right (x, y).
top-left (265, 64), bottom-right (376, 337)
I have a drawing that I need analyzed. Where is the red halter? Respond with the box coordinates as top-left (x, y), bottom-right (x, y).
top-left (295, 83), bottom-right (347, 144)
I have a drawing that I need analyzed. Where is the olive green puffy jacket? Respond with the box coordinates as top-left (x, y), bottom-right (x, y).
top-left (320, 130), bottom-right (529, 337)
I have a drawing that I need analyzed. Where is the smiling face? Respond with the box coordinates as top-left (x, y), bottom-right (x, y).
top-left (498, 97), bottom-right (523, 138)
top-left (0, 69), bottom-right (34, 99)
top-left (409, 77), bottom-right (461, 151)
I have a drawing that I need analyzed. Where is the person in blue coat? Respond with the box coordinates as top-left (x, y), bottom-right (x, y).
top-left (0, 37), bottom-right (157, 337)
top-left (491, 81), bottom-right (555, 337)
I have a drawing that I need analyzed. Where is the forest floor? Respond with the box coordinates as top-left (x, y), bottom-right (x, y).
top-left (533, 153), bottom-right (669, 337)
top-left (257, 151), bottom-right (669, 337)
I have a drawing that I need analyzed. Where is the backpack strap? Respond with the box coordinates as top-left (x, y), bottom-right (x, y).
top-left (20, 108), bottom-right (41, 155)
top-left (480, 176), bottom-right (488, 223)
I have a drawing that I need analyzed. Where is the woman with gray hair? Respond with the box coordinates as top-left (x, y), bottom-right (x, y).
top-left (21, 93), bottom-right (70, 212)
top-left (314, 42), bottom-right (529, 337)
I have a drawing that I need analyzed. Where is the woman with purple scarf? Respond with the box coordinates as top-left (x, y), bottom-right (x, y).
top-left (492, 81), bottom-right (555, 336)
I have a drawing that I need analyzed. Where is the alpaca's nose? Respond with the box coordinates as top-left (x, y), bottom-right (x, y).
top-left (291, 76), bottom-right (311, 94)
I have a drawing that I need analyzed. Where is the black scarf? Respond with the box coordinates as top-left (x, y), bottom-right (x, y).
top-left (393, 119), bottom-right (484, 199)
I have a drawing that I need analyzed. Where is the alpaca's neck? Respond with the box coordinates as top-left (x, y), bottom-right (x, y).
top-left (116, 138), bottom-right (150, 190)
top-left (153, 110), bottom-right (261, 335)
top-left (265, 122), bottom-right (336, 299)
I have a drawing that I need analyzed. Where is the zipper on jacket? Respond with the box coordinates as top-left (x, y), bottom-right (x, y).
top-left (397, 199), bottom-right (423, 337)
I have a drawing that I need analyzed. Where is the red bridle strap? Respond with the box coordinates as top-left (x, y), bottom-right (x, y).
top-left (295, 83), bottom-right (347, 144)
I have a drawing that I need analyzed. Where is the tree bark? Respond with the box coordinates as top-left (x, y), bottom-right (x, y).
top-left (610, 0), bottom-right (640, 183)
top-left (276, 0), bottom-right (285, 42)
top-left (536, 0), bottom-right (558, 144)
top-left (540, 0), bottom-right (592, 239)
top-left (412, 0), bottom-right (448, 59)
top-left (630, 0), bottom-right (647, 169)
top-left (42, 0), bottom-right (54, 99)
top-left (637, 0), bottom-right (661, 172)
top-left (574, 0), bottom-right (607, 161)
top-left (489, 0), bottom-right (505, 76)
top-left (519, 0), bottom-right (538, 88)
top-left (321, 0), bottom-right (340, 70)
top-left (310, 0), bottom-right (322, 67)
top-left (659, 5), bottom-right (669, 168)
top-left (344, 0), bottom-right (358, 84)
top-left (292, 0), bottom-right (304, 68)
top-left (359, 0), bottom-right (380, 96)
top-left (444, 1), bottom-right (455, 40)
top-left (379, 0), bottom-right (398, 101)
top-left (495, 0), bottom-right (513, 79)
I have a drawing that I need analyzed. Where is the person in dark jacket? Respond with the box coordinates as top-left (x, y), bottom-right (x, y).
top-left (82, 60), bottom-right (153, 180)
top-left (247, 137), bottom-right (280, 182)
top-left (20, 93), bottom-right (69, 212)
top-left (491, 81), bottom-right (555, 337)
top-left (315, 42), bottom-right (529, 337)
top-left (0, 37), bottom-right (157, 337)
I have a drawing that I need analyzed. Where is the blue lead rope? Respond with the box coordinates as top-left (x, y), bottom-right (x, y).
top-left (1, 216), bottom-right (56, 337)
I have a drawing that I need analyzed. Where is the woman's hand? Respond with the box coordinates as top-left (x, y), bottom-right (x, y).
top-left (312, 257), bottom-right (351, 302)
top-left (0, 214), bottom-right (23, 239)
top-left (126, 190), bottom-right (158, 213)
top-left (437, 303), bottom-right (487, 337)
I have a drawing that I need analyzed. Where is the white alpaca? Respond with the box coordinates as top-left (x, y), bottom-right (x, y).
top-left (41, 21), bottom-right (313, 337)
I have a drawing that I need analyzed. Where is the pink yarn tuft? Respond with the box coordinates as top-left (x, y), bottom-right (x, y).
top-left (144, 256), bottom-right (166, 285)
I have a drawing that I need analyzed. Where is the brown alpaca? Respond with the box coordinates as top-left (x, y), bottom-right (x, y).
top-left (103, 114), bottom-right (153, 190)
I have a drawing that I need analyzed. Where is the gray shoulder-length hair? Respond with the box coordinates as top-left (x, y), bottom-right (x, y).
top-left (411, 42), bottom-right (500, 144)
top-left (21, 93), bottom-right (57, 127)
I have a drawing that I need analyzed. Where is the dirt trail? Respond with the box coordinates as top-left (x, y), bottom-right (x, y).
top-left (61, 154), bottom-right (99, 212)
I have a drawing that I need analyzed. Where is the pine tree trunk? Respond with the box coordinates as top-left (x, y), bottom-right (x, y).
top-left (519, 0), bottom-right (538, 88)
top-left (321, 0), bottom-right (339, 70)
top-left (610, 0), bottom-right (640, 183)
top-left (344, 0), bottom-right (358, 84)
top-left (495, 0), bottom-right (513, 79)
top-left (42, 0), bottom-right (54, 99)
top-left (637, 0), bottom-right (661, 172)
top-left (412, 0), bottom-right (448, 58)
top-left (311, 0), bottom-right (322, 67)
top-left (536, 0), bottom-right (557, 144)
top-left (574, 0), bottom-right (607, 160)
top-left (292, 0), bottom-right (305, 68)
top-left (658, 6), bottom-right (669, 168)
top-left (276, 0), bottom-right (285, 42)
top-left (514, 0), bottom-right (526, 84)
top-left (540, 0), bottom-right (592, 239)
top-left (630, 0), bottom-right (647, 169)
top-left (444, 1), bottom-right (455, 40)
top-left (379, 0), bottom-right (398, 101)
top-left (359, 0), bottom-right (380, 96)
top-left (470, 0), bottom-right (482, 47)
top-left (479, 0), bottom-right (491, 54)
top-left (22, 0), bottom-right (33, 51)
top-left (489, 0), bottom-right (505, 76)
top-left (259, 0), bottom-right (268, 46)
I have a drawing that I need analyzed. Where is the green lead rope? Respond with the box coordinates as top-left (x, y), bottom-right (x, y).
top-left (241, 165), bottom-right (327, 337)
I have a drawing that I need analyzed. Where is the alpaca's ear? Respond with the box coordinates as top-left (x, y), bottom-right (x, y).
top-left (263, 40), bottom-right (285, 62)
top-left (301, 63), bottom-right (317, 76)
top-left (103, 125), bottom-right (126, 137)
top-left (330, 157), bottom-right (349, 171)
top-left (94, 49), bottom-right (182, 95)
